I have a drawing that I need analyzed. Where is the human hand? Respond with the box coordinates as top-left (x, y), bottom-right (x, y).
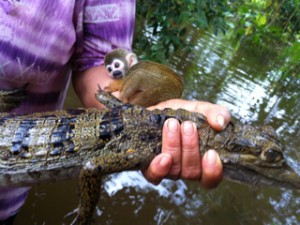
top-left (143, 99), bottom-right (231, 189)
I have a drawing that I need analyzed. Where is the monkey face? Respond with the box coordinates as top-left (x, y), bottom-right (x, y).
top-left (105, 59), bottom-right (126, 79)
top-left (104, 48), bottom-right (138, 79)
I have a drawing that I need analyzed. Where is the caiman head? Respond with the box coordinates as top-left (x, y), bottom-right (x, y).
top-left (218, 123), bottom-right (300, 189)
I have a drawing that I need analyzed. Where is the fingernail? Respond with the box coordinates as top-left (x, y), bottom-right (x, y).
top-left (217, 115), bottom-right (225, 130)
top-left (182, 121), bottom-right (195, 136)
top-left (167, 119), bottom-right (179, 134)
top-left (205, 150), bottom-right (217, 165)
top-left (159, 154), bottom-right (171, 168)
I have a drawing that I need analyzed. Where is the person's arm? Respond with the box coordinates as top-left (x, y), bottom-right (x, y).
top-left (71, 0), bottom-right (135, 108)
top-left (73, 65), bottom-right (117, 108)
top-left (73, 66), bottom-right (230, 189)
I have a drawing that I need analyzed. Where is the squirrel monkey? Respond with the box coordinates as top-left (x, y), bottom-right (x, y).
top-left (104, 49), bottom-right (183, 107)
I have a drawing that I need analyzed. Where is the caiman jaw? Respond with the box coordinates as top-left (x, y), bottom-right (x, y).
top-left (246, 162), bottom-right (299, 189)
top-left (221, 152), bottom-right (300, 189)
top-left (216, 123), bottom-right (300, 189)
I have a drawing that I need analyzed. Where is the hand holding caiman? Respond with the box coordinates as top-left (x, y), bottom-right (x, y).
top-left (0, 87), bottom-right (299, 224)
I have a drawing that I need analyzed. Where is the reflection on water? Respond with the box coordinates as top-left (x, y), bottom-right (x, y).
top-left (14, 32), bottom-right (299, 225)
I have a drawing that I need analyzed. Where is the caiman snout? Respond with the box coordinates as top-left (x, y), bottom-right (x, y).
top-left (218, 123), bottom-right (300, 190)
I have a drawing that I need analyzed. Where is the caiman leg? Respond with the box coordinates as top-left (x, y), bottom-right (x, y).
top-left (0, 84), bottom-right (27, 112)
top-left (72, 136), bottom-right (155, 225)
top-left (72, 165), bottom-right (102, 225)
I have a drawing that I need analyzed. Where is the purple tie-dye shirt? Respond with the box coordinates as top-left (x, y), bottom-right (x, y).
top-left (0, 0), bottom-right (135, 220)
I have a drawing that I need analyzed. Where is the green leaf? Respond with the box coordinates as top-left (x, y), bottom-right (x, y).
top-left (256, 14), bottom-right (267, 27)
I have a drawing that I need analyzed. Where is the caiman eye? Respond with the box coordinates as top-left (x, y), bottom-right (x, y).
top-left (261, 149), bottom-right (283, 163)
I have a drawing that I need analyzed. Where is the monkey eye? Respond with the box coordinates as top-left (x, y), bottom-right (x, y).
top-left (106, 66), bottom-right (112, 73)
top-left (114, 62), bottom-right (120, 68)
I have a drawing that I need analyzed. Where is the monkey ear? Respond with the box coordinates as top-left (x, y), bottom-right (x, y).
top-left (126, 53), bottom-right (138, 67)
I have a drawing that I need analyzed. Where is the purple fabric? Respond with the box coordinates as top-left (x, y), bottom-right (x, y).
top-left (0, 0), bottom-right (135, 220)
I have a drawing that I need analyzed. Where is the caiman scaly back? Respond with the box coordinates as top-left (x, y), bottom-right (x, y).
top-left (0, 86), bottom-right (299, 224)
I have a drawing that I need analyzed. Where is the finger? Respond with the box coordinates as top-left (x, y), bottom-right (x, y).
top-left (161, 118), bottom-right (182, 179)
top-left (148, 99), bottom-right (231, 132)
top-left (180, 121), bottom-right (201, 180)
top-left (202, 106), bottom-right (231, 132)
top-left (147, 99), bottom-right (186, 111)
top-left (200, 150), bottom-right (223, 189)
top-left (142, 153), bottom-right (172, 185)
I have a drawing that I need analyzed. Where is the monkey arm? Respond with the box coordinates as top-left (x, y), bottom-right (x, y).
top-left (104, 79), bottom-right (123, 93)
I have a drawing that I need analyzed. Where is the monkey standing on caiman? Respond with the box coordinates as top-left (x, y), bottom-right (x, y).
top-left (104, 48), bottom-right (183, 107)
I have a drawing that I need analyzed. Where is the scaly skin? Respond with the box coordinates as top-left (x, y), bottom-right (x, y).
top-left (0, 86), bottom-right (299, 225)
top-left (0, 84), bottom-right (27, 112)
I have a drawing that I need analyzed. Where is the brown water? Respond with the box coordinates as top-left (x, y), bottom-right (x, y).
top-left (14, 32), bottom-right (300, 225)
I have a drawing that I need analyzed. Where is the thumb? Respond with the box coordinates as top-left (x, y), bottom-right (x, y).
top-left (142, 153), bottom-right (172, 185)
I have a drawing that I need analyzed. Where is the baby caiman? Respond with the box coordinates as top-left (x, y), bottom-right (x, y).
top-left (0, 86), bottom-right (299, 225)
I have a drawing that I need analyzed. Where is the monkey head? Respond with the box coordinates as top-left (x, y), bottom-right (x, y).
top-left (104, 48), bottom-right (138, 79)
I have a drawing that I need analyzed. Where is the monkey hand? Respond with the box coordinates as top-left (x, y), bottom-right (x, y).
top-left (104, 80), bottom-right (123, 93)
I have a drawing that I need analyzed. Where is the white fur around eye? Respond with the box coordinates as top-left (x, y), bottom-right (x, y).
top-left (106, 65), bottom-right (113, 73)
top-left (112, 59), bottom-right (124, 69)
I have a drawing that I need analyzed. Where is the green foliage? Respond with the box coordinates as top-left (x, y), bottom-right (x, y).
top-left (227, 0), bottom-right (300, 79)
top-left (228, 0), bottom-right (300, 80)
top-left (134, 0), bottom-right (228, 62)
top-left (134, 0), bottom-right (300, 78)
top-left (279, 41), bottom-right (300, 78)
top-left (226, 0), bottom-right (300, 47)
